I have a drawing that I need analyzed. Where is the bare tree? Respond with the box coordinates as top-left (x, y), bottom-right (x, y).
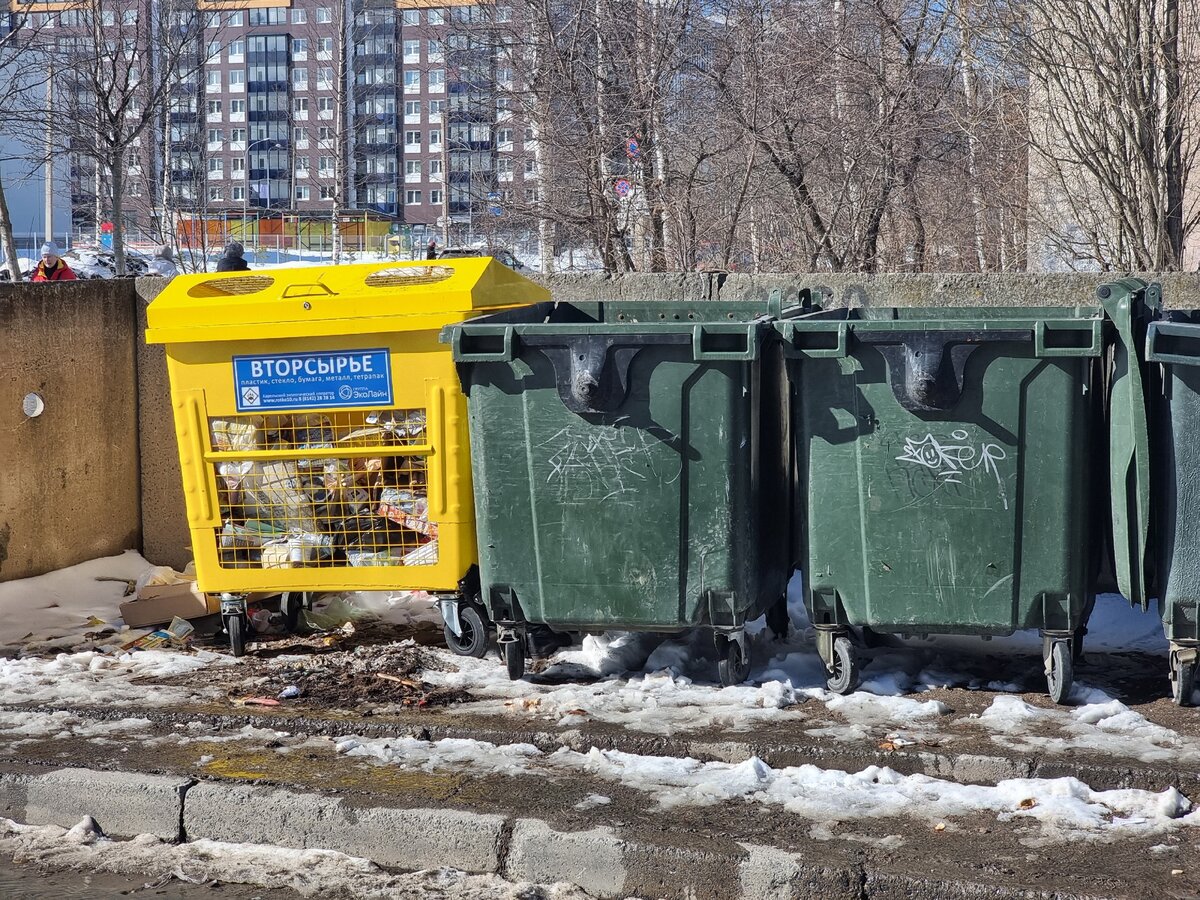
top-left (1018, 0), bottom-right (1200, 271)
top-left (51, 0), bottom-right (211, 275)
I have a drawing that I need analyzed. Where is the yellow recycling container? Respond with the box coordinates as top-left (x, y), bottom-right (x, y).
top-left (145, 259), bottom-right (546, 654)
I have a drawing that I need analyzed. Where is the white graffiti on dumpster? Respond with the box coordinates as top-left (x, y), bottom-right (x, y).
top-left (895, 430), bottom-right (1010, 509)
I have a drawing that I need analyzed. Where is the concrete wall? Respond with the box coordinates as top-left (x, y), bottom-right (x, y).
top-left (0, 281), bottom-right (141, 581)
top-left (135, 279), bottom-right (191, 571)
top-left (10, 270), bottom-right (1200, 583)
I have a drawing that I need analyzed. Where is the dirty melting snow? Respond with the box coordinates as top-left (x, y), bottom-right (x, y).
top-left (333, 733), bottom-right (1199, 845)
top-left (0, 648), bottom-right (230, 707)
top-left (0, 817), bottom-right (591, 899)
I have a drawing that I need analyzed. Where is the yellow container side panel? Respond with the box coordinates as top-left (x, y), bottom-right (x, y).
top-left (165, 328), bottom-right (478, 595)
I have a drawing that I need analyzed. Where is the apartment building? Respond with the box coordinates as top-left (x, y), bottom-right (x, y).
top-left (19, 0), bottom-right (533, 250)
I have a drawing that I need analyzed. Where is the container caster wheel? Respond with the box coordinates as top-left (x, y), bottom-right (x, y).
top-left (279, 592), bottom-right (307, 634)
top-left (1046, 640), bottom-right (1073, 704)
top-left (716, 635), bottom-right (751, 687)
top-left (825, 635), bottom-right (859, 694)
top-left (503, 636), bottom-right (526, 680)
top-left (225, 614), bottom-right (246, 658)
top-left (1171, 653), bottom-right (1196, 707)
top-left (766, 596), bottom-right (790, 640)
top-left (444, 604), bottom-right (490, 659)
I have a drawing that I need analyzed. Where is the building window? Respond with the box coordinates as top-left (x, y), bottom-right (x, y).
top-left (230, 99), bottom-right (246, 114)
top-left (206, 100), bottom-right (222, 116)
top-left (319, 156), bottom-right (335, 173)
top-left (292, 38), bottom-right (308, 57)
top-left (228, 40), bottom-right (244, 60)
top-left (206, 70), bottom-right (221, 88)
top-left (207, 128), bottom-right (223, 144)
top-left (404, 100), bottom-right (421, 118)
top-left (231, 157), bottom-right (245, 173)
top-left (318, 67), bottom-right (334, 88)
top-left (318, 97), bottom-right (335, 114)
top-left (319, 126), bottom-right (334, 141)
top-left (207, 41), bottom-right (221, 60)
top-left (403, 40), bottom-right (420, 61)
top-left (296, 156), bottom-right (310, 172)
top-left (405, 130), bottom-right (421, 147)
top-left (318, 37), bottom-right (334, 54)
top-left (293, 69), bottom-right (308, 87)
top-left (208, 186), bottom-right (223, 201)
top-left (227, 11), bottom-right (243, 27)
top-left (208, 158), bottom-right (224, 174)
top-left (405, 160), bottom-right (421, 178)
top-left (320, 186), bottom-right (335, 200)
top-left (497, 158), bottom-right (513, 178)
top-left (525, 158), bottom-right (535, 176)
top-left (232, 185), bottom-right (246, 200)
top-left (428, 8), bottom-right (445, 24)
top-left (291, 8), bottom-right (307, 24)
top-left (429, 69), bottom-right (445, 92)
top-left (430, 159), bottom-right (443, 178)
top-left (122, 9), bottom-right (136, 25)
top-left (403, 71), bottom-right (420, 93)
top-left (249, 8), bottom-right (286, 26)
top-left (293, 127), bottom-right (306, 143)
top-left (497, 128), bottom-right (513, 146)
top-left (429, 129), bottom-right (441, 147)
top-left (429, 99), bottom-right (445, 116)
top-left (317, 8), bottom-right (332, 24)
top-left (230, 128), bottom-right (246, 144)
top-left (229, 70), bottom-right (245, 88)
top-left (405, 190), bottom-right (422, 205)
top-left (430, 188), bottom-right (443, 205)
top-left (296, 186), bottom-right (311, 201)
top-left (294, 98), bottom-right (309, 113)
top-left (428, 39), bottom-right (444, 59)
top-left (402, 10), bottom-right (419, 26)
top-left (205, 12), bottom-right (220, 29)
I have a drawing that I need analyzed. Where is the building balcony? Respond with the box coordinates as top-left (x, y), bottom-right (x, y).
top-left (248, 168), bottom-right (290, 180)
top-left (247, 81), bottom-right (289, 94)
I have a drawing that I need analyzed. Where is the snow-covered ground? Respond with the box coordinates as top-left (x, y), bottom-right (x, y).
top-left (0, 817), bottom-right (588, 900)
top-left (3, 554), bottom-right (1199, 849)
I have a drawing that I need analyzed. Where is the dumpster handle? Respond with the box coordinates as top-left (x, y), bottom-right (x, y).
top-left (692, 323), bottom-right (760, 361)
top-left (1147, 320), bottom-right (1200, 367)
top-left (452, 325), bottom-right (516, 362)
top-left (1033, 320), bottom-right (1103, 357)
top-left (856, 329), bottom-right (1030, 413)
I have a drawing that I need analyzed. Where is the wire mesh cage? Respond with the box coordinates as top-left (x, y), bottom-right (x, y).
top-left (206, 407), bottom-right (438, 572)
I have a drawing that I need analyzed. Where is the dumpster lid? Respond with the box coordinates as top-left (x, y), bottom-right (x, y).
top-left (145, 258), bottom-right (548, 344)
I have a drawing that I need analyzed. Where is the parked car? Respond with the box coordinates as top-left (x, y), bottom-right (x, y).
top-left (437, 247), bottom-right (527, 271)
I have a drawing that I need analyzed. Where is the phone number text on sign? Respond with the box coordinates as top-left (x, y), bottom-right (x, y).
top-left (233, 348), bottom-right (394, 412)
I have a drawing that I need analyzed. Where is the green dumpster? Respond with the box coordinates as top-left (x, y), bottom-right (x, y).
top-left (444, 298), bottom-right (793, 683)
top-left (1108, 279), bottom-right (1200, 706)
top-left (777, 301), bottom-right (1111, 703)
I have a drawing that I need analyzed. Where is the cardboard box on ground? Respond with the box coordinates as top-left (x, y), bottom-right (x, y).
top-left (211, 410), bottom-right (438, 571)
top-left (120, 566), bottom-right (271, 628)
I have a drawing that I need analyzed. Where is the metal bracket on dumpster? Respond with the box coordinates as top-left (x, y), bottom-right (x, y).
top-left (438, 596), bottom-right (462, 637)
top-left (523, 333), bottom-right (689, 414)
top-left (856, 329), bottom-right (1029, 413)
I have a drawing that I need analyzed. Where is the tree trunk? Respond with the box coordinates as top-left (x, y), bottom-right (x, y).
top-left (1163, 0), bottom-right (1184, 269)
top-left (0, 171), bottom-right (24, 281)
top-left (958, 0), bottom-right (989, 272)
top-left (110, 153), bottom-right (126, 276)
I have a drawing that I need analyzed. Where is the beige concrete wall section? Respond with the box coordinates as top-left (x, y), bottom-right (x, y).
top-left (135, 278), bottom-right (191, 571)
top-left (717, 272), bottom-right (1200, 309)
top-left (0, 281), bottom-right (141, 581)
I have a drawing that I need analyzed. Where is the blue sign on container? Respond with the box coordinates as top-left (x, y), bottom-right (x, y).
top-left (232, 348), bottom-right (393, 412)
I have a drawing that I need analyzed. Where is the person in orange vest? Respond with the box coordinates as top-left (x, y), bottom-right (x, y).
top-left (31, 242), bottom-right (77, 282)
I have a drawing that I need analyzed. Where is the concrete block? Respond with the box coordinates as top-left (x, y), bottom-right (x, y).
top-left (738, 844), bottom-right (861, 900)
top-left (0, 767), bottom-right (186, 840)
top-left (182, 781), bottom-right (504, 873)
top-left (505, 819), bottom-right (627, 898)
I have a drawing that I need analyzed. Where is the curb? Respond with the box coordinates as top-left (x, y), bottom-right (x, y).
top-left (0, 764), bottom-right (1114, 899)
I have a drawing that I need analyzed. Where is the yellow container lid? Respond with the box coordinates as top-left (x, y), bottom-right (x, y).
top-left (145, 258), bottom-right (548, 344)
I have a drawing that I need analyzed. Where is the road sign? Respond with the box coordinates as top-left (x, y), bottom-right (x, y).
top-left (614, 178), bottom-right (632, 198)
top-left (626, 139), bottom-right (641, 159)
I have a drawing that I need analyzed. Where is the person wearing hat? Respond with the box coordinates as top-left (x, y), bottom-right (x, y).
top-left (31, 242), bottom-right (76, 282)
top-left (147, 244), bottom-right (179, 277)
top-left (216, 241), bottom-right (250, 272)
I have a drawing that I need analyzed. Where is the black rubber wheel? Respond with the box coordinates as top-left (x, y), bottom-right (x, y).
top-left (444, 604), bottom-right (490, 658)
top-left (1172, 656), bottom-right (1196, 707)
top-left (825, 635), bottom-right (859, 694)
top-left (717, 635), bottom-right (751, 686)
top-left (504, 637), bottom-right (525, 680)
top-left (279, 592), bottom-right (305, 634)
top-left (226, 614), bottom-right (246, 658)
top-left (1047, 640), bottom-right (1073, 704)
top-left (765, 597), bottom-right (790, 640)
